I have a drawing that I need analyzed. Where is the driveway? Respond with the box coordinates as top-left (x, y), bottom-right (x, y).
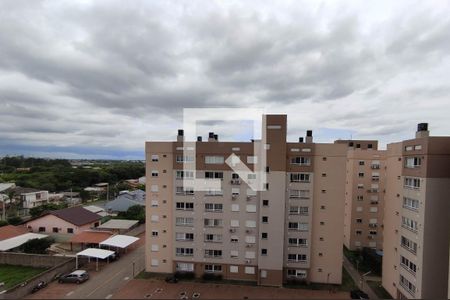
top-left (27, 233), bottom-right (145, 299)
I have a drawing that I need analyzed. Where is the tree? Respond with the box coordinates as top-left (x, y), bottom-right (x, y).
top-left (29, 203), bottom-right (66, 218)
top-left (0, 220), bottom-right (8, 227)
top-left (7, 216), bottom-right (22, 225)
top-left (118, 205), bottom-right (145, 223)
top-left (21, 237), bottom-right (54, 254)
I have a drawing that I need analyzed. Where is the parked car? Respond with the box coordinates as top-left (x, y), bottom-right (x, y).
top-left (58, 270), bottom-right (89, 284)
top-left (350, 289), bottom-right (369, 299)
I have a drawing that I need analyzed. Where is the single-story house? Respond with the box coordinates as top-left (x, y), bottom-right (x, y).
top-left (26, 206), bottom-right (102, 235)
top-left (106, 190), bottom-right (145, 213)
top-left (0, 225), bottom-right (48, 252)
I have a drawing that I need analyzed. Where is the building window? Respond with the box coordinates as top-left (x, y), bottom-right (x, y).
top-left (151, 170), bottom-right (159, 177)
top-left (176, 155), bottom-right (195, 163)
top-left (176, 202), bottom-right (194, 211)
top-left (262, 200), bottom-right (269, 206)
top-left (261, 249), bottom-right (268, 256)
top-left (288, 238), bottom-right (307, 247)
top-left (151, 154), bottom-right (159, 162)
top-left (403, 197), bottom-right (419, 211)
top-left (261, 232), bottom-right (268, 239)
top-left (290, 173), bottom-right (310, 182)
top-left (151, 230), bottom-right (158, 237)
top-left (288, 222), bottom-right (309, 231)
top-left (204, 264), bottom-right (222, 272)
top-left (204, 218), bottom-right (223, 227)
top-left (290, 157), bottom-right (311, 165)
top-left (38, 227), bottom-right (45, 232)
top-left (204, 249), bottom-right (222, 258)
top-left (357, 195), bottom-right (364, 201)
top-left (289, 189), bottom-right (309, 199)
top-left (287, 269), bottom-right (307, 278)
top-left (368, 144), bottom-right (373, 149)
top-left (205, 156), bottom-right (224, 164)
top-left (287, 254), bottom-right (307, 262)
top-left (205, 203), bottom-right (223, 212)
top-left (176, 263), bottom-right (194, 272)
top-left (405, 157), bottom-right (421, 168)
top-left (400, 275), bottom-right (416, 296)
top-left (176, 217), bottom-right (194, 227)
top-left (262, 216), bottom-right (268, 223)
top-left (400, 256), bottom-right (417, 274)
top-left (176, 248), bottom-right (194, 257)
top-left (358, 172), bottom-right (364, 178)
top-left (356, 219), bottom-right (362, 223)
top-left (247, 156), bottom-right (258, 164)
top-left (52, 227), bottom-right (59, 233)
top-left (204, 234), bottom-right (222, 243)
top-left (176, 232), bottom-right (194, 241)
top-left (176, 170), bottom-right (194, 179)
top-left (205, 171), bottom-right (224, 179)
top-left (356, 230), bottom-right (362, 235)
top-left (67, 228), bottom-right (74, 234)
top-left (401, 236), bottom-right (417, 254)
top-left (401, 216), bottom-right (418, 232)
top-left (245, 267), bottom-right (256, 274)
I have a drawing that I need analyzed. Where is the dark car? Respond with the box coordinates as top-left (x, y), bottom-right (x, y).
top-left (350, 289), bottom-right (369, 299)
top-left (58, 270), bottom-right (89, 284)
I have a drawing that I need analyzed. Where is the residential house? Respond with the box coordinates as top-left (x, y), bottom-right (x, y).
top-left (106, 190), bottom-right (145, 213)
top-left (26, 206), bottom-right (102, 235)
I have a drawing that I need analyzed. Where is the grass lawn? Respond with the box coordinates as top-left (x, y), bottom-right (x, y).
top-left (0, 264), bottom-right (47, 290)
top-left (367, 280), bottom-right (393, 299)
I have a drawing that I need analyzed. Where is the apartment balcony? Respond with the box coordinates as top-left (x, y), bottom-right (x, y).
top-left (399, 281), bottom-right (416, 297)
top-left (400, 263), bottom-right (417, 276)
top-left (230, 179), bottom-right (241, 185)
top-left (401, 224), bottom-right (418, 234)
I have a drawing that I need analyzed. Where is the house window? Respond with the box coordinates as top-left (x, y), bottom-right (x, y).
top-left (176, 248), bottom-right (194, 257)
top-left (262, 200), bottom-right (269, 206)
top-left (261, 249), bottom-right (268, 256)
top-left (151, 154), bottom-right (159, 162)
top-left (247, 156), bottom-right (257, 164)
top-left (204, 249), bottom-right (222, 258)
top-left (205, 171), bottom-right (224, 179)
top-left (151, 230), bottom-right (158, 237)
top-left (358, 172), bottom-right (364, 178)
top-left (400, 256), bottom-right (417, 274)
top-left (204, 218), bottom-right (223, 227)
top-left (261, 232), bottom-right (268, 239)
top-left (67, 228), bottom-right (74, 234)
top-left (151, 170), bottom-right (159, 177)
top-left (356, 219), bottom-right (362, 223)
top-left (359, 161), bottom-right (365, 166)
top-left (262, 216), bottom-right (268, 223)
top-left (290, 157), bottom-right (311, 165)
top-left (52, 227), bottom-right (59, 233)
top-left (38, 227), bottom-right (45, 232)
top-left (401, 236), bottom-right (417, 254)
top-left (401, 216), bottom-right (418, 232)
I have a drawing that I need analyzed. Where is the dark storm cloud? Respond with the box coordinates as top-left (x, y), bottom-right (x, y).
top-left (0, 0), bottom-right (449, 158)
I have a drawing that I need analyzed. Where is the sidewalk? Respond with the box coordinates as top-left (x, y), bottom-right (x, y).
top-left (342, 256), bottom-right (378, 299)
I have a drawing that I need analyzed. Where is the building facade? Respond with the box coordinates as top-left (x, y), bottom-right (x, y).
top-left (382, 124), bottom-right (450, 299)
top-left (145, 115), bottom-right (347, 286)
top-left (340, 140), bottom-right (386, 251)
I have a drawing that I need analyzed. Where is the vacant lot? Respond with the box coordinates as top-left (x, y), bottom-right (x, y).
top-left (0, 264), bottom-right (47, 290)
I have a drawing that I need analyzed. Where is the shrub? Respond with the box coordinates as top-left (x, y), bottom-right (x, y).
top-left (202, 273), bottom-right (222, 281)
top-left (7, 216), bottom-right (23, 225)
top-left (174, 271), bottom-right (195, 280)
top-left (0, 220), bottom-right (8, 227)
top-left (21, 237), bottom-right (54, 254)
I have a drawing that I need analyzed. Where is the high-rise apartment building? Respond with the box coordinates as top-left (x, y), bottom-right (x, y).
top-left (339, 140), bottom-right (386, 251)
top-left (145, 115), bottom-right (348, 286)
top-left (382, 124), bottom-right (450, 299)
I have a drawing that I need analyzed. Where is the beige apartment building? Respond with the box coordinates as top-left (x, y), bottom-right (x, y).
top-left (145, 115), bottom-right (348, 286)
top-left (382, 123), bottom-right (450, 299)
top-left (340, 140), bottom-right (386, 251)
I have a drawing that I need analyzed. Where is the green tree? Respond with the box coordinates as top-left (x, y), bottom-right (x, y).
top-left (29, 203), bottom-right (66, 218)
top-left (118, 205), bottom-right (145, 223)
top-left (21, 237), bottom-right (54, 254)
top-left (7, 216), bottom-right (23, 225)
top-left (0, 220), bottom-right (8, 227)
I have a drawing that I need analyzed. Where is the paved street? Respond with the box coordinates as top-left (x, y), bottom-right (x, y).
top-left (342, 255), bottom-right (378, 299)
top-left (27, 233), bottom-right (145, 299)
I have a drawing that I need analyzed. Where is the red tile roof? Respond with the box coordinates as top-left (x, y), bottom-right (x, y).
top-left (0, 225), bottom-right (29, 241)
top-left (69, 230), bottom-right (113, 244)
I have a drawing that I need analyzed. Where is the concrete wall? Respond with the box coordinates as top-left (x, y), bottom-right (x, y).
top-left (0, 253), bottom-right (76, 300)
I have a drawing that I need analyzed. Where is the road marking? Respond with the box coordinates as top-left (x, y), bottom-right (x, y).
top-left (105, 294), bottom-right (113, 299)
top-left (66, 291), bottom-right (74, 296)
top-left (123, 276), bottom-right (130, 281)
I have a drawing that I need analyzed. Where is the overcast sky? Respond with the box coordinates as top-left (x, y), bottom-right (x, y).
top-left (1, 0), bottom-right (449, 159)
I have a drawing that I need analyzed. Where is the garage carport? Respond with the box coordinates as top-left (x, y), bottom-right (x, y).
top-left (76, 248), bottom-right (115, 271)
